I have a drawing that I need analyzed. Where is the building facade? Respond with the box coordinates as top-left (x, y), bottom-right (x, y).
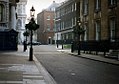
top-left (0, 0), bottom-right (19, 30)
top-left (55, 0), bottom-right (77, 44)
top-left (79, 0), bottom-right (119, 42)
top-left (55, 0), bottom-right (119, 53)
top-left (0, 0), bottom-right (19, 50)
top-left (16, 0), bottom-right (27, 44)
top-left (55, 0), bottom-right (119, 42)
top-left (37, 10), bottom-right (54, 44)
top-left (37, 1), bottom-right (59, 44)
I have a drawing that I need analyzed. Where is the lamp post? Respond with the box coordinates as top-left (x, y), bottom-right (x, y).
top-left (57, 32), bottom-right (59, 48)
top-left (62, 36), bottom-right (64, 49)
top-left (25, 6), bottom-right (39, 61)
top-left (77, 18), bottom-right (81, 55)
top-left (76, 18), bottom-right (85, 55)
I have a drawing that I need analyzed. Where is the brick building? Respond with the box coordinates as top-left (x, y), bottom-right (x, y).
top-left (37, 1), bottom-right (59, 44)
top-left (80, 0), bottom-right (119, 42)
top-left (55, 0), bottom-right (119, 54)
top-left (55, 0), bottom-right (119, 42)
top-left (37, 10), bottom-right (55, 44)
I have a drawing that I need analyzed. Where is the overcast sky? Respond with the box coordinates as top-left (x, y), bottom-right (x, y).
top-left (26, 0), bottom-right (65, 18)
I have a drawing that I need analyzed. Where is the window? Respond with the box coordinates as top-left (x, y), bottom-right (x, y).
top-left (94, 0), bottom-right (101, 12)
top-left (17, 19), bottom-right (22, 28)
top-left (57, 22), bottom-right (60, 31)
top-left (47, 15), bottom-right (50, 20)
top-left (72, 3), bottom-right (74, 12)
top-left (17, 5), bottom-right (21, 14)
top-left (84, 24), bottom-right (88, 41)
top-left (109, 17), bottom-right (116, 41)
top-left (95, 20), bottom-right (101, 41)
top-left (74, 17), bottom-right (76, 26)
top-left (63, 21), bottom-right (64, 29)
top-left (75, 2), bottom-right (77, 11)
top-left (0, 4), bottom-right (4, 22)
top-left (23, 5), bottom-right (25, 13)
top-left (108, 0), bottom-right (117, 8)
top-left (47, 24), bottom-right (51, 31)
top-left (56, 11), bottom-right (60, 18)
top-left (83, 0), bottom-right (88, 16)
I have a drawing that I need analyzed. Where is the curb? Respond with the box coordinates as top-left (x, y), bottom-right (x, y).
top-left (34, 56), bottom-right (57, 84)
top-left (61, 51), bottom-right (119, 66)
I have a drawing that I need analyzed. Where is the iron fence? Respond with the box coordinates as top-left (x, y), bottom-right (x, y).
top-left (72, 40), bottom-right (119, 55)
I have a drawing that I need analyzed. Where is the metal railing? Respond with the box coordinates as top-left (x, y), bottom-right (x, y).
top-left (72, 40), bottom-right (119, 56)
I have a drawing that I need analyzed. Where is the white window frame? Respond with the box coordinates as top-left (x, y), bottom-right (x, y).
top-left (83, 0), bottom-right (88, 15)
top-left (110, 18), bottom-right (116, 41)
top-left (110, 0), bottom-right (116, 5)
top-left (95, 21), bottom-right (101, 41)
top-left (96, 0), bottom-right (99, 10)
top-left (84, 25), bottom-right (88, 41)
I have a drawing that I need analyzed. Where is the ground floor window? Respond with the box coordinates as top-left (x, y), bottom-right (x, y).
top-left (95, 20), bottom-right (101, 41)
top-left (109, 17), bottom-right (116, 41)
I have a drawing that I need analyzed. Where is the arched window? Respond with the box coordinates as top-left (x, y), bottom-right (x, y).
top-left (0, 4), bottom-right (4, 22)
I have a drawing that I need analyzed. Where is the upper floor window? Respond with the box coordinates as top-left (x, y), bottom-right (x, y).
top-left (94, 0), bottom-right (101, 12)
top-left (84, 24), bottom-right (88, 41)
top-left (108, 0), bottom-right (117, 8)
top-left (23, 5), bottom-right (26, 13)
top-left (47, 24), bottom-right (51, 31)
top-left (56, 11), bottom-right (60, 18)
top-left (75, 2), bottom-right (77, 11)
top-left (0, 4), bottom-right (5, 22)
top-left (17, 19), bottom-right (22, 28)
top-left (83, 0), bottom-right (88, 16)
top-left (47, 15), bottom-right (50, 20)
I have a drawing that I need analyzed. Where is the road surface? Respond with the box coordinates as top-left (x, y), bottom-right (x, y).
top-left (34, 45), bottom-right (119, 84)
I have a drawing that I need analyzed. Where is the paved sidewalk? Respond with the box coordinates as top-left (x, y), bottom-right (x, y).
top-left (57, 46), bottom-right (119, 65)
top-left (0, 45), bottom-right (56, 84)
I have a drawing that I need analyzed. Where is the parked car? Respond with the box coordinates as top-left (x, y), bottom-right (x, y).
top-left (28, 41), bottom-right (41, 45)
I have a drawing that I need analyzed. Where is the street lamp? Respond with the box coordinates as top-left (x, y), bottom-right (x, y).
top-left (30, 6), bottom-right (35, 18)
top-left (76, 17), bottom-right (85, 55)
top-left (77, 18), bottom-right (81, 55)
top-left (25, 6), bottom-right (39, 61)
top-left (57, 32), bottom-right (59, 48)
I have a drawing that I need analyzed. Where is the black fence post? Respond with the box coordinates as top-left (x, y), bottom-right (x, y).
top-left (71, 42), bottom-right (74, 53)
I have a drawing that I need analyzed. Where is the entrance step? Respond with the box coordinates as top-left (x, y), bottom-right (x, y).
top-left (107, 50), bottom-right (119, 59)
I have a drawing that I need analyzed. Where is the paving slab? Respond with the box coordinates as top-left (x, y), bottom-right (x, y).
top-left (57, 47), bottom-right (119, 65)
top-left (0, 45), bottom-right (57, 84)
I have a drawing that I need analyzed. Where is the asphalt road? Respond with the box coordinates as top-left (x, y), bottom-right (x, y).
top-left (34, 45), bottom-right (119, 84)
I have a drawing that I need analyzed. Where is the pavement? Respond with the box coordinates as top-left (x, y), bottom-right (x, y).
top-left (0, 45), bottom-right (119, 84)
top-left (57, 45), bottom-right (119, 65)
top-left (0, 45), bottom-right (56, 84)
